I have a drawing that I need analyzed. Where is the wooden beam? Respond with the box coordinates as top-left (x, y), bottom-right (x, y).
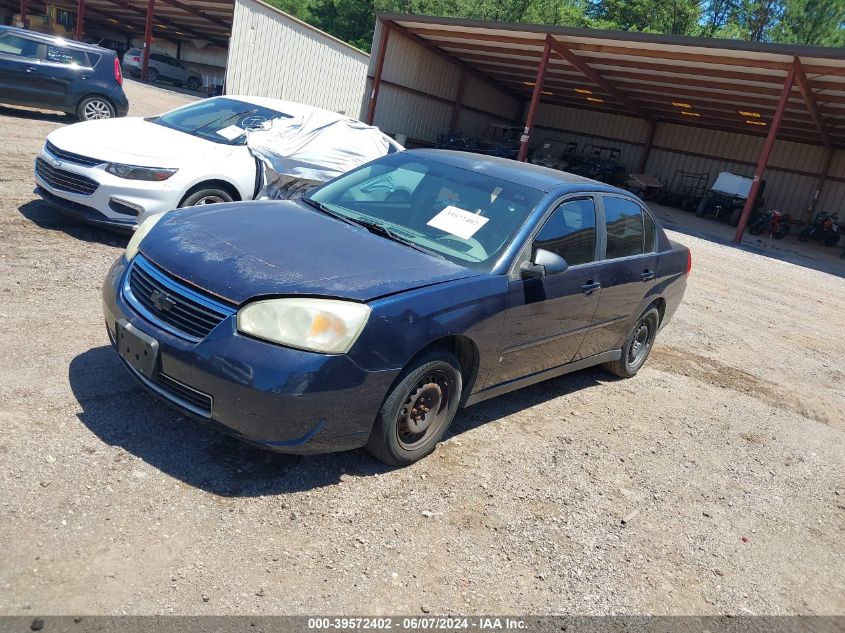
top-left (806, 149), bottom-right (834, 218)
top-left (519, 35), bottom-right (552, 161)
top-left (793, 56), bottom-right (832, 149)
top-left (546, 37), bottom-right (653, 123)
top-left (74, 0), bottom-right (85, 39)
top-left (365, 20), bottom-right (390, 125)
top-left (733, 66), bottom-right (797, 242)
top-left (637, 121), bottom-right (656, 172)
top-left (141, 0), bottom-right (154, 81)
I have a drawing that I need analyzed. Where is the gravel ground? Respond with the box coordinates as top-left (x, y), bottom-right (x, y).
top-left (0, 81), bottom-right (843, 616)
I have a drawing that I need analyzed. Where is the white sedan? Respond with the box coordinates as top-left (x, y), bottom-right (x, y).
top-left (34, 95), bottom-right (400, 231)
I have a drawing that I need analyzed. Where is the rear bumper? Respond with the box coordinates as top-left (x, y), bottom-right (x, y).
top-left (101, 258), bottom-right (399, 454)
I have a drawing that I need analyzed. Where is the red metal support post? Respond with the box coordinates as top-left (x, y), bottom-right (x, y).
top-left (75, 0), bottom-right (86, 40)
top-left (732, 66), bottom-right (796, 243)
top-left (449, 70), bottom-right (466, 134)
top-left (19, 0), bottom-right (28, 26)
top-left (806, 148), bottom-right (833, 220)
top-left (365, 21), bottom-right (390, 126)
top-left (517, 35), bottom-right (552, 162)
top-left (141, 0), bottom-right (155, 82)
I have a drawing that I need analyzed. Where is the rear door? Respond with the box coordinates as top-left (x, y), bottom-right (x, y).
top-left (575, 195), bottom-right (659, 359)
top-left (486, 195), bottom-right (603, 386)
top-left (0, 31), bottom-right (44, 105)
top-left (36, 44), bottom-right (93, 108)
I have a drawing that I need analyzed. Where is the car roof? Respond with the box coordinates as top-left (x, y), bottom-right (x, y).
top-left (404, 148), bottom-right (625, 194)
top-left (0, 25), bottom-right (113, 53)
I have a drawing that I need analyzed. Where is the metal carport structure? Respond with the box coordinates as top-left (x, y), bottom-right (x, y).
top-left (8, 0), bottom-right (234, 78)
top-left (364, 14), bottom-right (845, 241)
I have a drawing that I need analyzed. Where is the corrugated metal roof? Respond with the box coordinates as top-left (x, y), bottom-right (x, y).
top-left (377, 12), bottom-right (845, 148)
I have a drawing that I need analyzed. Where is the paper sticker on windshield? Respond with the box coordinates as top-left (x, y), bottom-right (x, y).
top-left (427, 206), bottom-right (489, 240)
top-left (216, 124), bottom-right (245, 140)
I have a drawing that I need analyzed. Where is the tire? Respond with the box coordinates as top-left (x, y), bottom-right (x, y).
top-left (824, 233), bottom-right (840, 247)
top-left (748, 220), bottom-right (764, 236)
top-left (728, 206), bottom-right (742, 227)
top-left (76, 96), bottom-right (115, 121)
top-left (602, 307), bottom-right (660, 379)
top-left (180, 187), bottom-right (234, 208)
top-left (187, 76), bottom-right (201, 91)
top-left (775, 225), bottom-right (790, 239)
top-left (147, 67), bottom-right (159, 82)
top-left (366, 350), bottom-right (463, 466)
top-left (799, 228), bottom-right (811, 242)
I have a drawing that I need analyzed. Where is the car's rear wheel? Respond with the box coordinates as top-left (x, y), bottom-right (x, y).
top-left (147, 68), bottom-right (159, 82)
top-left (180, 187), bottom-right (234, 207)
top-left (602, 307), bottom-right (660, 378)
top-left (187, 77), bottom-right (201, 91)
top-left (77, 96), bottom-right (115, 121)
top-left (366, 350), bottom-right (463, 466)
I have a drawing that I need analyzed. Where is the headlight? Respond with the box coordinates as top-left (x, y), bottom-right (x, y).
top-left (107, 162), bottom-right (177, 181)
top-left (237, 298), bottom-right (371, 354)
top-left (125, 213), bottom-right (165, 261)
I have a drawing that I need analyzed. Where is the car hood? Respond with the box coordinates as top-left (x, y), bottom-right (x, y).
top-left (138, 201), bottom-right (480, 304)
top-left (47, 118), bottom-right (231, 165)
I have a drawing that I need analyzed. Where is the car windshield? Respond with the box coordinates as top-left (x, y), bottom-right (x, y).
top-left (308, 154), bottom-right (546, 271)
top-left (151, 97), bottom-right (291, 145)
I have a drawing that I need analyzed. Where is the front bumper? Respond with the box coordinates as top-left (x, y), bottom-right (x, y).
top-left (34, 145), bottom-right (184, 230)
top-left (101, 258), bottom-right (399, 454)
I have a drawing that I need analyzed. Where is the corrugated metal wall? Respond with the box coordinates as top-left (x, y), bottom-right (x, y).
top-left (530, 103), bottom-right (649, 173)
top-left (364, 20), bottom-right (521, 143)
top-left (225, 0), bottom-right (369, 117)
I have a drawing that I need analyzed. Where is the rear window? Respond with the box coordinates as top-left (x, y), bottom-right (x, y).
top-left (126, 48), bottom-right (141, 56)
top-left (44, 44), bottom-right (89, 66)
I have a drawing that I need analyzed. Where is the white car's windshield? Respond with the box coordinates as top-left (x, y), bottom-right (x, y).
top-left (152, 97), bottom-right (291, 145)
top-left (308, 154), bottom-right (545, 271)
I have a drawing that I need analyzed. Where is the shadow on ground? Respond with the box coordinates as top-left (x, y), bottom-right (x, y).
top-left (19, 200), bottom-right (129, 248)
top-left (69, 345), bottom-right (606, 497)
top-left (0, 104), bottom-right (70, 123)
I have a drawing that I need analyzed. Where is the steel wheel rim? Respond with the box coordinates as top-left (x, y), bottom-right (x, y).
top-left (628, 322), bottom-right (652, 366)
top-left (397, 369), bottom-right (454, 450)
top-left (195, 195), bottom-right (225, 205)
top-left (84, 100), bottom-right (112, 119)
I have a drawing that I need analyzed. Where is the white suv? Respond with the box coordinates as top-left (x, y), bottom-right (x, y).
top-left (122, 49), bottom-right (202, 91)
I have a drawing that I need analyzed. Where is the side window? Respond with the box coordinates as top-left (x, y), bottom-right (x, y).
top-left (0, 33), bottom-right (39, 58)
top-left (44, 45), bottom-right (88, 66)
top-left (603, 196), bottom-right (644, 259)
top-left (644, 210), bottom-right (656, 253)
top-left (533, 198), bottom-right (596, 267)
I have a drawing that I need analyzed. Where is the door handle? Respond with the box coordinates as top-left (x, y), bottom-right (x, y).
top-left (25, 65), bottom-right (37, 73)
top-left (582, 281), bottom-right (601, 295)
top-left (641, 270), bottom-right (655, 281)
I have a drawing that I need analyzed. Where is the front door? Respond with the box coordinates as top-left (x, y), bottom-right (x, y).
top-left (488, 196), bottom-right (602, 386)
top-left (0, 31), bottom-right (44, 106)
top-left (577, 195), bottom-right (660, 359)
top-left (36, 44), bottom-right (92, 108)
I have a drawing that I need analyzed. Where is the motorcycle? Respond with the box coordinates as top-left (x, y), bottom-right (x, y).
top-left (799, 211), bottom-right (841, 247)
top-left (748, 210), bottom-right (791, 239)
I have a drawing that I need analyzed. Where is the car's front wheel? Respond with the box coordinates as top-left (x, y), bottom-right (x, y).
top-left (77, 96), bottom-right (115, 121)
top-left (366, 350), bottom-right (463, 466)
top-left (180, 187), bottom-right (234, 207)
top-left (187, 77), bottom-right (201, 91)
top-left (602, 307), bottom-right (660, 378)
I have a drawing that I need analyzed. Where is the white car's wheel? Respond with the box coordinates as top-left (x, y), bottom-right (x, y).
top-left (180, 187), bottom-right (234, 207)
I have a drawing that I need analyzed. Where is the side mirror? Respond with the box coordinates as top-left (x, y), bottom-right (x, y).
top-left (520, 248), bottom-right (568, 279)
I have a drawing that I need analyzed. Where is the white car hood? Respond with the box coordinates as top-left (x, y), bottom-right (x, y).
top-left (46, 118), bottom-right (232, 166)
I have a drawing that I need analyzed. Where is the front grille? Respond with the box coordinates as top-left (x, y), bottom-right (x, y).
top-left (156, 372), bottom-right (212, 416)
top-left (125, 254), bottom-right (236, 341)
top-left (45, 140), bottom-right (104, 167)
top-left (35, 157), bottom-right (99, 196)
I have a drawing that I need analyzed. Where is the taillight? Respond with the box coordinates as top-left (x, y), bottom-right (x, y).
top-left (114, 57), bottom-right (123, 85)
top-left (131, 56), bottom-right (140, 63)
top-left (686, 249), bottom-right (692, 274)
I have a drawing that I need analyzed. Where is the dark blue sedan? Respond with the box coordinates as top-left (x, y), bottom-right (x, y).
top-left (102, 150), bottom-right (690, 465)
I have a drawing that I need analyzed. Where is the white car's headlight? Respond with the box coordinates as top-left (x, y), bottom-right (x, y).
top-left (125, 213), bottom-right (165, 261)
top-left (107, 162), bottom-right (177, 181)
top-left (237, 298), bottom-right (371, 354)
